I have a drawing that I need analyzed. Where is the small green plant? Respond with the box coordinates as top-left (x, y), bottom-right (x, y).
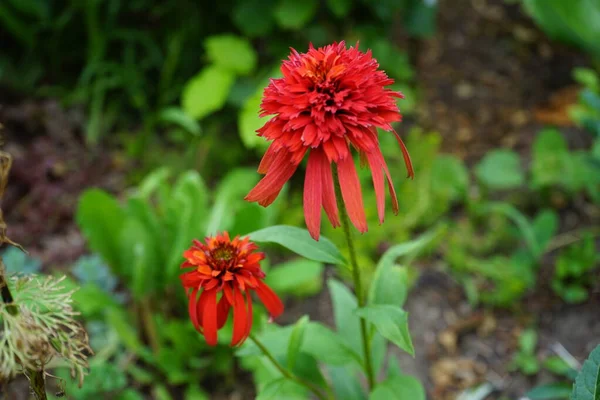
top-left (552, 234), bottom-right (600, 304)
top-left (570, 344), bottom-right (600, 400)
top-left (509, 328), bottom-right (540, 376)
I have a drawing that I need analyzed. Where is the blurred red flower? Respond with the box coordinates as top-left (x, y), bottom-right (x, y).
top-left (245, 42), bottom-right (414, 240)
top-left (180, 232), bottom-right (283, 346)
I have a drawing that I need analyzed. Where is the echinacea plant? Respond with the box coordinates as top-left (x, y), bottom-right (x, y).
top-left (181, 42), bottom-right (422, 399)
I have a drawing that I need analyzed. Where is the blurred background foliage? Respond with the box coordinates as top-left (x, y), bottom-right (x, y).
top-left (1, 0), bottom-right (600, 399)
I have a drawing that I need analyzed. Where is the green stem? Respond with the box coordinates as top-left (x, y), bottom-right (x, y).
top-left (140, 297), bottom-right (160, 354)
top-left (332, 168), bottom-right (376, 391)
top-left (248, 334), bottom-right (329, 400)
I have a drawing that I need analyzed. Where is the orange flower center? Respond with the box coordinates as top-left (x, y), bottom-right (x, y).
top-left (213, 245), bottom-right (234, 262)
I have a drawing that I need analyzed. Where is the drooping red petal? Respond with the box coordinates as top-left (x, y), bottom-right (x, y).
top-left (188, 288), bottom-right (199, 330)
top-left (245, 152), bottom-right (300, 205)
top-left (244, 290), bottom-right (254, 344)
top-left (372, 148), bottom-right (399, 215)
top-left (321, 156), bottom-right (340, 228)
top-left (257, 144), bottom-right (278, 174)
top-left (216, 294), bottom-right (231, 329)
top-left (201, 289), bottom-right (218, 345)
top-left (254, 280), bottom-right (284, 318)
top-left (231, 287), bottom-right (248, 347)
top-left (392, 129), bottom-right (414, 179)
top-left (336, 154), bottom-right (368, 233)
top-left (365, 150), bottom-right (385, 224)
top-left (304, 150), bottom-right (324, 240)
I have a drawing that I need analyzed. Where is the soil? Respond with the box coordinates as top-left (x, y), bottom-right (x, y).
top-left (1, 0), bottom-right (599, 399)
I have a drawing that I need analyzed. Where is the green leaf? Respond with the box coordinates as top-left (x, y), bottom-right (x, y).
top-left (273, 0), bottom-right (319, 29)
top-left (136, 167), bottom-right (171, 200)
top-left (326, 0), bottom-right (352, 17)
top-left (369, 374), bottom-right (426, 400)
top-left (265, 259), bottom-right (324, 296)
top-left (526, 383), bottom-right (572, 399)
top-left (205, 35), bottom-right (257, 76)
top-left (572, 344), bottom-right (600, 400)
top-left (431, 155), bottom-right (470, 201)
top-left (519, 328), bottom-right (538, 355)
top-left (328, 366), bottom-right (367, 400)
top-left (248, 225), bottom-right (346, 265)
top-left (287, 316), bottom-right (309, 369)
top-left (370, 227), bottom-right (443, 307)
top-left (239, 88), bottom-right (271, 149)
top-left (2, 246), bottom-right (42, 274)
top-left (531, 128), bottom-right (576, 190)
top-left (119, 218), bottom-right (161, 299)
top-left (475, 149), bottom-right (524, 190)
top-left (106, 308), bottom-right (151, 361)
top-left (573, 68), bottom-right (599, 92)
top-left (205, 168), bottom-right (260, 235)
top-left (328, 279), bottom-right (362, 351)
top-left (76, 189), bottom-right (126, 272)
top-left (232, 0), bottom-right (275, 37)
top-left (72, 283), bottom-right (120, 318)
top-left (302, 322), bottom-right (363, 365)
top-left (532, 210), bottom-right (559, 255)
top-left (355, 305), bottom-right (414, 356)
top-left (157, 107), bottom-right (201, 136)
top-left (182, 66), bottom-right (236, 120)
top-left (257, 378), bottom-right (287, 400)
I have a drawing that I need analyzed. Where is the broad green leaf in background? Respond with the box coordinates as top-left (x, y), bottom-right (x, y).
top-left (287, 316), bottom-right (309, 369)
top-left (256, 378), bottom-right (306, 400)
top-left (326, 0), bottom-right (352, 17)
top-left (135, 167), bottom-right (171, 200)
top-left (119, 218), bottom-right (161, 299)
top-left (526, 383), bottom-right (572, 400)
top-left (205, 168), bottom-right (260, 235)
top-left (329, 366), bottom-right (366, 400)
top-left (273, 0), bottom-right (318, 29)
top-left (157, 107), bottom-right (202, 136)
top-left (531, 129), bottom-right (575, 190)
top-left (369, 374), bottom-right (426, 400)
top-left (328, 279), bottom-right (362, 351)
top-left (76, 189), bottom-right (127, 272)
top-left (355, 305), bottom-right (414, 356)
top-left (106, 308), bottom-right (151, 361)
top-left (431, 155), bottom-right (470, 202)
top-left (301, 322), bottom-right (363, 366)
top-left (182, 66), bottom-right (236, 120)
top-left (264, 259), bottom-right (324, 297)
top-left (204, 35), bottom-right (257, 76)
top-left (475, 149), bottom-right (525, 190)
top-left (532, 209), bottom-right (559, 255)
top-left (249, 226), bottom-right (346, 265)
top-left (571, 344), bottom-right (600, 400)
top-left (1, 246), bottom-right (42, 274)
top-left (239, 89), bottom-right (271, 149)
top-left (232, 0), bottom-right (275, 37)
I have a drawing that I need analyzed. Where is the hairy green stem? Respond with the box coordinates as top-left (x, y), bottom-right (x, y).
top-left (332, 168), bottom-right (376, 391)
top-left (249, 334), bottom-right (329, 400)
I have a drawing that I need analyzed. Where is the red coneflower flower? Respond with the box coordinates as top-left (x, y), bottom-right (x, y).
top-left (245, 41), bottom-right (414, 240)
top-left (180, 232), bottom-right (283, 346)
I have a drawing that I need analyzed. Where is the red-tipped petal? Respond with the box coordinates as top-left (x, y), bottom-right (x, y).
top-left (321, 156), bottom-right (340, 228)
top-left (304, 150), bottom-right (324, 240)
top-left (245, 152), bottom-right (300, 205)
top-left (337, 155), bottom-right (368, 233)
top-left (188, 288), bottom-right (199, 330)
top-left (201, 289), bottom-right (218, 345)
top-left (366, 150), bottom-right (385, 224)
top-left (392, 129), bottom-right (414, 179)
top-left (231, 287), bottom-right (248, 347)
top-left (258, 145), bottom-right (278, 174)
top-left (216, 295), bottom-right (231, 329)
top-left (255, 281), bottom-right (284, 318)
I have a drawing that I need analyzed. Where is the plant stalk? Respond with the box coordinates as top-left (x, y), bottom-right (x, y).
top-left (248, 334), bottom-right (329, 400)
top-left (29, 369), bottom-right (48, 400)
top-left (140, 297), bottom-right (160, 354)
top-left (332, 168), bottom-right (376, 390)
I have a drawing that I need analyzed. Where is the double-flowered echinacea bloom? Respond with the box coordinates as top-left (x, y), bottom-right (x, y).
top-left (180, 233), bottom-right (283, 346)
top-left (245, 41), bottom-right (414, 240)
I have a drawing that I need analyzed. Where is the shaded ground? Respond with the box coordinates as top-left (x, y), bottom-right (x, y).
top-left (2, 0), bottom-right (599, 399)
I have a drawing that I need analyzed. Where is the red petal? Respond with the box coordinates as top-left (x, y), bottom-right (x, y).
top-left (188, 288), bottom-right (199, 330)
top-left (372, 149), bottom-right (399, 215)
top-left (216, 295), bottom-right (231, 329)
top-left (231, 287), bottom-right (248, 347)
top-left (304, 150), bottom-right (324, 240)
top-left (392, 129), bottom-right (414, 179)
top-left (245, 151), bottom-right (301, 205)
top-left (255, 281), bottom-right (284, 318)
top-left (336, 155), bottom-right (367, 233)
top-left (366, 150), bottom-right (385, 224)
top-left (244, 290), bottom-right (254, 344)
top-left (258, 145), bottom-right (278, 174)
top-left (201, 289), bottom-right (218, 346)
top-left (321, 156), bottom-right (340, 228)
